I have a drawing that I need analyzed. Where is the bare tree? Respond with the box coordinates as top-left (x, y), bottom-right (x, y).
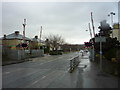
top-left (45, 34), bottom-right (65, 51)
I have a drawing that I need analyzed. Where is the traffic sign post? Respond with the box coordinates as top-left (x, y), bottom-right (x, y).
top-left (95, 36), bottom-right (106, 71)
top-left (100, 39), bottom-right (102, 71)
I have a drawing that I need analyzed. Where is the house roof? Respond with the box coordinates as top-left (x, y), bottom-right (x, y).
top-left (1, 31), bottom-right (31, 41)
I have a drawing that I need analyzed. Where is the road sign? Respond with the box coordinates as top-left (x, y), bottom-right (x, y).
top-left (95, 37), bottom-right (106, 42)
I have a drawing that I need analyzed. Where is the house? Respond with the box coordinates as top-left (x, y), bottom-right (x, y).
top-left (1, 31), bottom-right (31, 49)
top-left (30, 36), bottom-right (45, 49)
top-left (110, 23), bottom-right (120, 41)
top-left (30, 36), bottom-right (39, 49)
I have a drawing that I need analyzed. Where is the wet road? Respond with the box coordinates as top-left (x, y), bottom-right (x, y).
top-left (2, 52), bottom-right (80, 88)
top-left (2, 51), bottom-right (119, 88)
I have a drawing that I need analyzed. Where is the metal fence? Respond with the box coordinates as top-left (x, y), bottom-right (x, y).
top-left (69, 55), bottom-right (80, 73)
top-left (2, 47), bottom-right (44, 65)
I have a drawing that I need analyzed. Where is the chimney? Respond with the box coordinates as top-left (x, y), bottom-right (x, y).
top-left (4, 34), bottom-right (6, 39)
top-left (35, 36), bottom-right (38, 39)
top-left (15, 31), bottom-right (19, 35)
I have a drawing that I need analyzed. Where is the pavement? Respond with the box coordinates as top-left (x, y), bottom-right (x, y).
top-left (76, 52), bottom-right (119, 88)
top-left (2, 52), bottom-right (119, 88)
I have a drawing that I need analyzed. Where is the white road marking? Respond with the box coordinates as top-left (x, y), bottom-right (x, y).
top-left (4, 72), bottom-right (10, 74)
top-left (31, 75), bottom-right (47, 85)
top-left (40, 63), bottom-right (43, 65)
top-left (32, 80), bottom-right (39, 85)
top-left (41, 76), bottom-right (46, 79)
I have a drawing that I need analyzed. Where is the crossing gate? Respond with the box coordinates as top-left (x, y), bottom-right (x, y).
top-left (69, 55), bottom-right (80, 73)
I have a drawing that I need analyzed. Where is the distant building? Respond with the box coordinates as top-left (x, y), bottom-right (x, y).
top-left (61, 44), bottom-right (84, 52)
top-left (1, 31), bottom-right (31, 49)
top-left (110, 23), bottom-right (120, 41)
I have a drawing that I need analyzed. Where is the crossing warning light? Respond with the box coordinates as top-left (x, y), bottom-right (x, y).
top-left (84, 42), bottom-right (93, 47)
top-left (21, 43), bottom-right (28, 47)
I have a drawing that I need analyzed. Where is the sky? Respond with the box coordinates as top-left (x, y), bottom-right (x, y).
top-left (1, 1), bottom-right (119, 44)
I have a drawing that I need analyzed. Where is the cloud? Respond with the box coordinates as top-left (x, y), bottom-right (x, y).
top-left (2, 2), bottom-right (118, 44)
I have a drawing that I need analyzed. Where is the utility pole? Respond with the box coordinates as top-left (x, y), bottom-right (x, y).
top-left (91, 12), bottom-right (95, 37)
top-left (40, 26), bottom-right (42, 43)
top-left (23, 19), bottom-right (26, 43)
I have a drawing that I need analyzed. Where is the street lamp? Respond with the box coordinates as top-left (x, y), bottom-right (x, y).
top-left (108, 12), bottom-right (115, 38)
top-left (108, 12), bottom-right (115, 26)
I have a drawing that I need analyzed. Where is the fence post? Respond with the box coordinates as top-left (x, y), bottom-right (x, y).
top-left (69, 60), bottom-right (72, 73)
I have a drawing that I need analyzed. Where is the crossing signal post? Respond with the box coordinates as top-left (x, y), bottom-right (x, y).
top-left (84, 42), bottom-right (94, 62)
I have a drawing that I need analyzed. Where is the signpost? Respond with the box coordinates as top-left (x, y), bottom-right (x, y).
top-left (95, 36), bottom-right (106, 42)
top-left (95, 36), bottom-right (106, 71)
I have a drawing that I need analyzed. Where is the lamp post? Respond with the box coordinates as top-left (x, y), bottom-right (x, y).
top-left (108, 12), bottom-right (115, 38)
top-left (40, 26), bottom-right (42, 44)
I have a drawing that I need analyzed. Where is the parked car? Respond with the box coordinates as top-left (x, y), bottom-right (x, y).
top-left (49, 50), bottom-right (63, 55)
top-left (79, 50), bottom-right (84, 53)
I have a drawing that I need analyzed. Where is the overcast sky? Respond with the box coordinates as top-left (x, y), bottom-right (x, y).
top-left (2, 1), bottom-right (119, 44)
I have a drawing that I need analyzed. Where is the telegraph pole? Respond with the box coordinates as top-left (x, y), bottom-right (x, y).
top-left (90, 12), bottom-right (95, 62)
top-left (88, 23), bottom-right (92, 38)
top-left (23, 19), bottom-right (26, 43)
top-left (91, 12), bottom-right (95, 37)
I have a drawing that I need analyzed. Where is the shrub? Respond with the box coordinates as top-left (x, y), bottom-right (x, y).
top-left (104, 48), bottom-right (116, 61)
top-left (49, 50), bottom-right (63, 55)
